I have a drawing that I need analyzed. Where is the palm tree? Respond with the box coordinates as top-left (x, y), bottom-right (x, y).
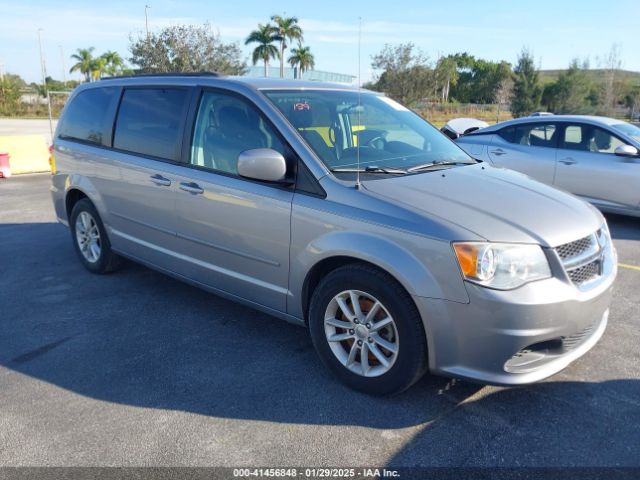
top-left (245, 24), bottom-right (279, 77)
top-left (101, 51), bottom-right (124, 77)
top-left (435, 57), bottom-right (458, 103)
top-left (288, 44), bottom-right (315, 79)
top-left (270, 15), bottom-right (303, 78)
top-left (69, 47), bottom-right (95, 82)
top-left (90, 58), bottom-right (106, 81)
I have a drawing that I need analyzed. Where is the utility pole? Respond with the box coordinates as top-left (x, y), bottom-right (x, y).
top-left (145, 5), bottom-right (151, 40)
top-left (0, 62), bottom-right (4, 82)
top-left (37, 28), bottom-right (54, 142)
top-left (59, 45), bottom-right (66, 86)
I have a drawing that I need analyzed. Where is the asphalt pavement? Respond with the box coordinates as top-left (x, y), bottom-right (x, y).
top-left (0, 174), bottom-right (639, 468)
top-left (0, 119), bottom-right (58, 145)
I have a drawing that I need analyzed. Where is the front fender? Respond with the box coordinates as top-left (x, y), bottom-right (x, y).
top-left (289, 228), bottom-right (469, 319)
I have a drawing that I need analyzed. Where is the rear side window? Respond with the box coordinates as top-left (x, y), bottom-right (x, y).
top-left (113, 88), bottom-right (190, 161)
top-left (563, 125), bottom-right (583, 149)
top-left (498, 123), bottom-right (557, 147)
top-left (58, 88), bottom-right (118, 145)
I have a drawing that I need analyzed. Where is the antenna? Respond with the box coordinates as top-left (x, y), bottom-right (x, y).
top-left (355, 17), bottom-right (362, 190)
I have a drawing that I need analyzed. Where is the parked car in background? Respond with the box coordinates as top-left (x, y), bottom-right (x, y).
top-left (51, 76), bottom-right (617, 394)
top-left (530, 112), bottom-right (554, 117)
top-left (455, 115), bottom-right (640, 217)
top-left (440, 117), bottom-right (489, 140)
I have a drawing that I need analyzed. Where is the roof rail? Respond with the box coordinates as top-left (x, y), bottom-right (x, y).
top-left (100, 71), bottom-right (224, 81)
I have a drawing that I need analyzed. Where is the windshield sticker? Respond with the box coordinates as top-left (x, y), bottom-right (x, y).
top-left (293, 102), bottom-right (311, 111)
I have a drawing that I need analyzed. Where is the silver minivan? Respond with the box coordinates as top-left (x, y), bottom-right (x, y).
top-left (51, 74), bottom-right (617, 394)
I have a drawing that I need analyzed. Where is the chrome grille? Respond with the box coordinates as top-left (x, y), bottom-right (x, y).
top-left (555, 229), bottom-right (607, 289)
top-left (555, 234), bottom-right (594, 261)
top-left (567, 260), bottom-right (600, 285)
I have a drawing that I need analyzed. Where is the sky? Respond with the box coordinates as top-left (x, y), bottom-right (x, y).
top-left (1, 0), bottom-right (639, 84)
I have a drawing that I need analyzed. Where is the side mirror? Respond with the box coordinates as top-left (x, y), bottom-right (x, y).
top-left (440, 126), bottom-right (459, 140)
top-left (614, 145), bottom-right (639, 157)
top-left (237, 148), bottom-right (288, 183)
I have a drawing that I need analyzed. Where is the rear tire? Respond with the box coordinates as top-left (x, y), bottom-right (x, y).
top-left (309, 263), bottom-right (428, 395)
top-left (70, 198), bottom-right (121, 274)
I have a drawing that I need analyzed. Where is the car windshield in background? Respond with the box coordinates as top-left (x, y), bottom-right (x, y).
top-left (263, 90), bottom-right (473, 174)
top-left (611, 122), bottom-right (640, 142)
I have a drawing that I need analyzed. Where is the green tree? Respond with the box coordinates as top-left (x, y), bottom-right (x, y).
top-left (245, 23), bottom-right (279, 77)
top-left (270, 15), bottom-right (303, 78)
top-left (542, 59), bottom-right (595, 114)
top-left (288, 44), bottom-right (315, 79)
top-left (129, 24), bottom-right (247, 75)
top-left (90, 57), bottom-right (106, 81)
top-left (42, 76), bottom-right (78, 93)
top-left (101, 51), bottom-right (125, 77)
top-left (69, 47), bottom-right (95, 82)
top-left (448, 54), bottom-right (512, 104)
top-left (0, 74), bottom-right (25, 116)
top-left (624, 85), bottom-right (640, 120)
top-left (476, 60), bottom-right (512, 103)
top-left (511, 49), bottom-right (542, 117)
top-left (435, 56), bottom-right (458, 102)
top-left (370, 43), bottom-right (433, 105)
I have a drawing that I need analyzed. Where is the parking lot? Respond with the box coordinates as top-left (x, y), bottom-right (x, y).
top-left (0, 173), bottom-right (639, 468)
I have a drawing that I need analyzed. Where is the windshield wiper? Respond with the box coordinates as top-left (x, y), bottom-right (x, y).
top-left (331, 165), bottom-right (408, 174)
top-left (407, 160), bottom-right (472, 172)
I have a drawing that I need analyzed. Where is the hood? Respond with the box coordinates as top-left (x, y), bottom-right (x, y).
top-left (443, 117), bottom-right (489, 135)
top-left (362, 164), bottom-right (603, 247)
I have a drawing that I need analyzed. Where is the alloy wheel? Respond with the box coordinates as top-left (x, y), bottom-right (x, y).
top-left (324, 289), bottom-right (399, 377)
top-left (75, 211), bottom-right (102, 263)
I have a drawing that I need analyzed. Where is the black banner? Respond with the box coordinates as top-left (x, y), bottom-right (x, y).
top-left (0, 468), bottom-right (638, 480)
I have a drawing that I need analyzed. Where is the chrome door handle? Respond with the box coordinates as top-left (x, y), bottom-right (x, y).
top-left (490, 149), bottom-right (506, 156)
top-left (560, 158), bottom-right (577, 165)
top-left (150, 174), bottom-right (171, 186)
top-left (179, 182), bottom-right (204, 194)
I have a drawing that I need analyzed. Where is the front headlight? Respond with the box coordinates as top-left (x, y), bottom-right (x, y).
top-left (453, 242), bottom-right (551, 290)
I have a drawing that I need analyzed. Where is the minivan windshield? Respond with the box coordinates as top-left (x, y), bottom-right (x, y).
top-left (263, 90), bottom-right (473, 174)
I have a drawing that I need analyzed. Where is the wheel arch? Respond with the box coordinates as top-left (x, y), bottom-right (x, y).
top-left (292, 231), bottom-right (445, 323)
top-left (62, 176), bottom-right (107, 222)
top-left (65, 188), bottom-right (89, 220)
top-left (301, 256), bottom-right (380, 324)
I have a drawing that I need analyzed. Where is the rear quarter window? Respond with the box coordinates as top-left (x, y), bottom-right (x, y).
top-left (498, 124), bottom-right (557, 147)
top-left (497, 127), bottom-right (515, 143)
top-left (113, 88), bottom-right (190, 161)
top-left (58, 87), bottom-right (119, 146)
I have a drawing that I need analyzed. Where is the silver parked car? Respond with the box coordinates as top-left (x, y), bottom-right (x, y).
top-left (51, 75), bottom-right (617, 394)
top-left (456, 115), bottom-right (640, 217)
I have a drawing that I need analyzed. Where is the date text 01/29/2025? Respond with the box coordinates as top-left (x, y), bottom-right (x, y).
top-left (232, 468), bottom-right (401, 478)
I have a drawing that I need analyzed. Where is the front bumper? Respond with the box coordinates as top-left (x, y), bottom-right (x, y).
top-left (414, 257), bottom-right (616, 385)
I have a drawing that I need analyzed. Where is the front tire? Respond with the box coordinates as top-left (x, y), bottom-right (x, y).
top-left (309, 264), bottom-right (428, 395)
top-left (70, 198), bottom-right (121, 274)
